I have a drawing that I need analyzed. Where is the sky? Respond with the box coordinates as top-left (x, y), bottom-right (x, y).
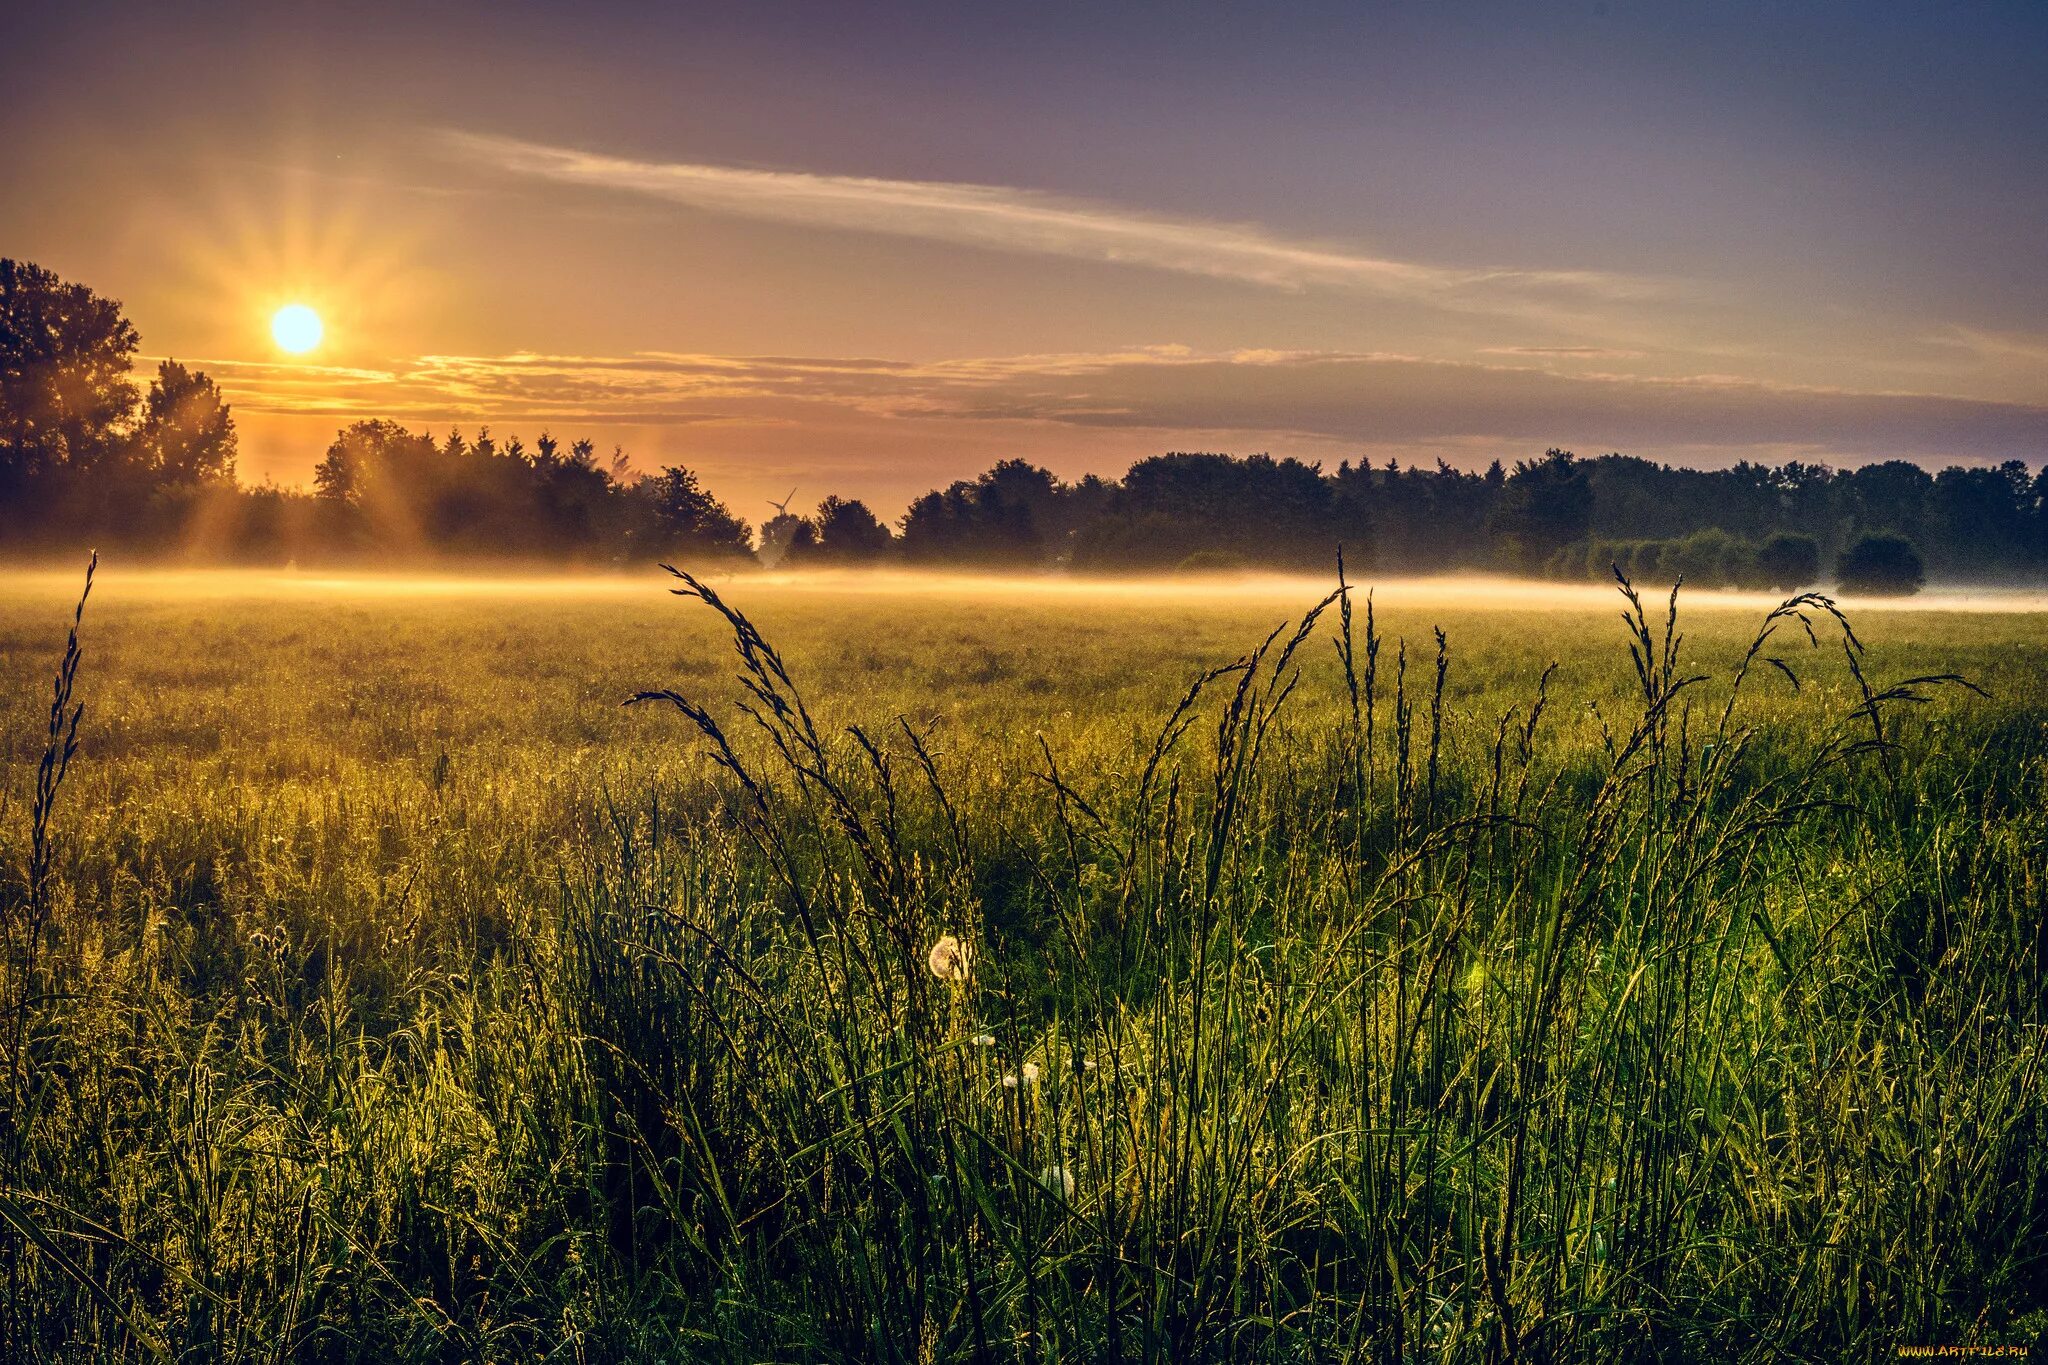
top-left (7, 0), bottom-right (2048, 519)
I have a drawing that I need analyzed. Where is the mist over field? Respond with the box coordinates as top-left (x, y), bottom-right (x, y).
top-left (10, 561), bottom-right (2048, 617)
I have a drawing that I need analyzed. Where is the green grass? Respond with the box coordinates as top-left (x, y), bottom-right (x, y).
top-left (1, 565), bottom-right (2045, 1361)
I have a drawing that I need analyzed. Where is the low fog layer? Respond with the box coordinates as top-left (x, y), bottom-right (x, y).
top-left (5, 564), bottom-right (2047, 616)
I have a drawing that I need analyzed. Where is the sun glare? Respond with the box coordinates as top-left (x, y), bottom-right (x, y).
top-left (270, 303), bottom-right (323, 354)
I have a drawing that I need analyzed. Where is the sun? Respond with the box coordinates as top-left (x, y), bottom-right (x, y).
top-left (271, 304), bottom-right (323, 354)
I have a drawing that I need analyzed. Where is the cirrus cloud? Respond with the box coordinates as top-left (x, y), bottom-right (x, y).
top-left (441, 130), bottom-right (1666, 314)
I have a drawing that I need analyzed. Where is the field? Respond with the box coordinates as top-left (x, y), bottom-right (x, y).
top-left (2, 565), bottom-right (2046, 1361)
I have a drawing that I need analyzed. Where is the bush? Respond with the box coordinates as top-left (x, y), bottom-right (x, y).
top-left (1755, 532), bottom-right (1822, 592)
top-left (1836, 533), bottom-right (1925, 596)
top-left (1589, 539), bottom-right (1639, 582)
top-left (1666, 528), bottom-right (1742, 588)
top-left (1544, 541), bottom-right (1592, 581)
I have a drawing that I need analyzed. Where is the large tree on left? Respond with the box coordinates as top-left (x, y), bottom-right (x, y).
top-left (0, 259), bottom-right (140, 495)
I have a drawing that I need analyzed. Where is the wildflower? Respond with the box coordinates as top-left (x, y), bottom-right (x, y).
top-left (1001, 1072), bottom-right (1019, 1089)
top-left (971, 1033), bottom-right (996, 1047)
top-left (1021, 1061), bottom-right (1041, 1086)
top-left (1002, 1062), bottom-right (1040, 1090)
top-left (1040, 1163), bottom-right (1076, 1200)
top-left (927, 933), bottom-right (972, 982)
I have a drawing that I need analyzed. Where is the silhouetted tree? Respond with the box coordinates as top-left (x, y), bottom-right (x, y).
top-left (1331, 458), bottom-right (1494, 571)
top-left (972, 459), bottom-right (1058, 560)
top-left (1490, 449), bottom-right (1591, 573)
top-left (1839, 461), bottom-right (1933, 551)
top-left (898, 486), bottom-right (978, 562)
top-left (1754, 532), bottom-right (1822, 591)
top-left (2032, 465), bottom-right (2048, 567)
top-left (310, 420), bottom-right (441, 552)
top-left (811, 496), bottom-right (893, 561)
top-left (899, 459), bottom-right (1064, 566)
top-left (136, 360), bottom-right (236, 485)
top-left (527, 433), bottom-right (613, 553)
top-left (642, 464), bottom-right (752, 560)
top-left (314, 420), bottom-right (437, 507)
top-left (0, 259), bottom-right (139, 495)
top-left (1929, 462), bottom-right (2033, 576)
top-left (780, 518), bottom-right (821, 563)
top-left (1837, 533), bottom-right (1925, 596)
top-left (1074, 452), bottom-right (1334, 569)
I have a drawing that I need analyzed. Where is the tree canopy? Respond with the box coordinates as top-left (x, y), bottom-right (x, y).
top-left (1, 258), bottom-right (139, 489)
top-left (136, 361), bottom-right (236, 486)
top-left (1836, 533), bottom-right (1927, 596)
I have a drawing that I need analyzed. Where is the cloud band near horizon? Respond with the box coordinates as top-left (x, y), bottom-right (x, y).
top-left (196, 345), bottom-right (2048, 473)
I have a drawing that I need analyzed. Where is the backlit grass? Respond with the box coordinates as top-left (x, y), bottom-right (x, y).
top-left (1, 565), bottom-right (2044, 1361)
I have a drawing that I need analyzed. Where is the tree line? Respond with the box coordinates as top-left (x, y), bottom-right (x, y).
top-left (7, 259), bottom-right (2047, 591)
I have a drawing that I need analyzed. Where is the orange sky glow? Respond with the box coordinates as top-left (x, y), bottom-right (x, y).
top-left (9, 2), bottom-right (2048, 517)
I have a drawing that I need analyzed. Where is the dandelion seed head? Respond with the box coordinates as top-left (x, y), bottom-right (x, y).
top-left (927, 933), bottom-right (972, 982)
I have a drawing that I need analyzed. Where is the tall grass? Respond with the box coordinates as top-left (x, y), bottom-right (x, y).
top-left (1, 561), bottom-right (2044, 1361)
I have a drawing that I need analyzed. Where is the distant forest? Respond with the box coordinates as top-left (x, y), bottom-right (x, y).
top-left (7, 258), bottom-right (2047, 593)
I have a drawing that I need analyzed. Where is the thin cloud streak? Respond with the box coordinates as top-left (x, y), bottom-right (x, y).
top-left (1934, 326), bottom-right (2048, 368)
top-left (1482, 345), bottom-right (1648, 359)
top-left (443, 130), bottom-right (1664, 309)
top-left (208, 344), bottom-right (2048, 468)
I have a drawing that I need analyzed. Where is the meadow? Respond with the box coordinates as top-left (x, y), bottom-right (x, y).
top-left (1, 564), bottom-right (2045, 1362)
